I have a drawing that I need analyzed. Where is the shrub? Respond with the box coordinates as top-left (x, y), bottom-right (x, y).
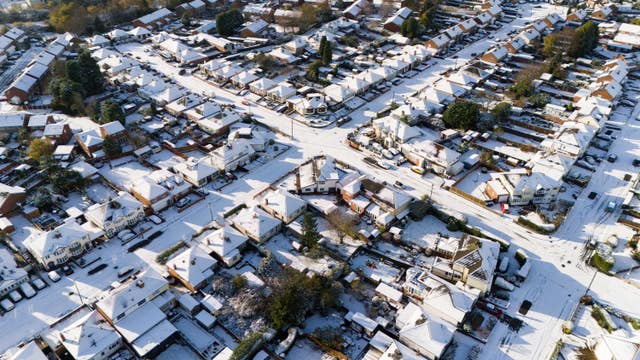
top-left (232, 274), bottom-right (247, 291)
top-left (592, 252), bottom-right (613, 273)
top-left (156, 241), bottom-right (186, 264)
top-left (231, 332), bottom-right (263, 360)
top-left (591, 306), bottom-right (614, 333)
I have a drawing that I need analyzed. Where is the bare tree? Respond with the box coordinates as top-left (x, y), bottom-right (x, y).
top-left (327, 211), bottom-right (358, 243)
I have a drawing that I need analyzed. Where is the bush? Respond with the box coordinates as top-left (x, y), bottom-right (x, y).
top-left (516, 216), bottom-right (552, 235)
top-left (631, 319), bottom-right (640, 330)
top-left (592, 252), bottom-right (613, 273)
top-left (231, 332), bottom-right (263, 360)
top-left (443, 101), bottom-right (480, 130)
top-left (313, 327), bottom-right (344, 351)
top-left (591, 306), bottom-right (614, 333)
top-left (156, 241), bottom-right (186, 264)
top-left (232, 274), bottom-right (247, 291)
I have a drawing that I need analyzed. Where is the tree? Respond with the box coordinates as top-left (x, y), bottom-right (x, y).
top-left (101, 101), bottom-right (125, 124)
top-left (490, 102), bottom-right (512, 123)
top-left (443, 100), bottom-right (480, 130)
top-left (307, 60), bottom-right (322, 82)
top-left (321, 40), bottom-right (332, 66)
top-left (49, 77), bottom-right (85, 114)
top-left (216, 9), bottom-right (244, 36)
top-left (50, 1), bottom-right (89, 34)
top-left (27, 138), bottom-right (54, 161)
top-left (542, 34), bottom-right (558, 58)
top-left (231, 274), bottom-right (247, 291)
top-left (298, 3), bottom-right (318, 32)
top-left (51, 169), bottom-right (85, 194)
top-left (327, 211), bottom-right (356, 243)
top-left (568, 21), bottom-right (598, 58)
top-left (300, 212), bottom-right (320, 249)
top-left (75, 50), bottom-right (104, 95)
top-left (529, 93), bottom-right (550, 108)
top-left (103, 136), bottom-right (122, 157)
top-left (319, 36), bottom-right (327, 60)
top-left (401, 17), bottom-right (419, 38)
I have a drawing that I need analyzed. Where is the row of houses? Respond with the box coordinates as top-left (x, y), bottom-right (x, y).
top-left (4, 34), bottom-right (74, 105)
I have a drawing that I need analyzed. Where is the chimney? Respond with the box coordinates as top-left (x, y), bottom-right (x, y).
top-left (173, 263), bottom-right (177, 270)
top-left (206, 239), bottom-right (211, 245)
top-left (191, 258), bottom-right (196, 265)
top-left (60, 333), bottom-right (66, 341)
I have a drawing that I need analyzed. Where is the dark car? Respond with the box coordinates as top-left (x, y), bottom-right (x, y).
top-left (588, 192), bottom-right (597, 200)
top-left (633, 159), bottom-right (640, 167)
top-left (62, 265), bottom-right (74, 275)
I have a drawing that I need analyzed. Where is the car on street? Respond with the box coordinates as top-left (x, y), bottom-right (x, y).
top-left (176, 197), bottom-right (191, 208)
top-left (48, 271), bottom-right (61, 282)
top-left (588, 192), bottom-right (597, 199)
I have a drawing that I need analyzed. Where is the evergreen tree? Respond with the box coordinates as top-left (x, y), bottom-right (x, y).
top-left (321, 40), bottom-right (332, 65)
top-left (300, 212), bottom-right (320, 249)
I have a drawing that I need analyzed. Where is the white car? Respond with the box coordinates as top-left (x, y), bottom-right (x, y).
top-left (117, 229), bottom-right (133, 240)
top-left (48, 270), bottom-right (61, 282)
top-left (32, 278), bottom-right (46, 290)
top-left (149, 215), bottom-right (162, 225)
top-left (9, 290), bottom-right (22, 302)
top-left (0, 299), bottom-right (14, 312)
top-left (20, 283), bottom-right (36, 298)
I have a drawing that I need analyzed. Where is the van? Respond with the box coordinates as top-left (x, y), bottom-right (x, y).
top-left (411, 166), bottom-right (425, 175)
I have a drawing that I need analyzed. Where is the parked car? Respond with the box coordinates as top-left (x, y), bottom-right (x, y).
top-left (149, 215), bottom-right (163, 225)
top-left (9, 290), bottom-right (22, 302)
top-left (632, 159), bottom-right (640, 167)
top-left (588, 192), bottom-right (597, 199)
top-left (176, 197), bottom-right (191, 208)
top-left (32, 278), bottom-right (46, 290)
top-left (0, 299), bottom-right (14, 311)
top-left (607, 154), bottom-right (618, 163)
top-left (393, 180), bottom-right (404, 189)
top-left (62, 265), bottom-right (73, 275)
top-left (48, 270), bottom-right (61, 282)
top-left (20, 283), bottom-right (36, 298)
top-left (411, 166), bottom-right (425, 175)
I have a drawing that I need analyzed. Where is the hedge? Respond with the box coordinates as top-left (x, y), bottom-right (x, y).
top-left (156, 241), bottom-right (187, 264)
top-left (516, 216), bottom-right (552, 235)
top-left (592, 252), bottom-right (614, 273)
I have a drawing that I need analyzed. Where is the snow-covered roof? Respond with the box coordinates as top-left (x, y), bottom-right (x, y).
top-left (260, 189), bottom-right (306, 220)
top-left (249, 77), bottom-right (275, 92)
top-left (24, 220), bottom-right (90, 260)
top-left (7, 342), bottom-right (47, 360)
top-left (136, 8), bottom-right (172, 25)
top-left (231, 206), bottom-right (281, 240)
top-left (267, 83), bottom-right (296, 99)
top-left (167, 246), bottom-right (217, 288)
top-left (398, 315), bottom-right (455, 358)
top-left (85, 192), bottom-right (142, 229)
top-left (90, 34), bottom-right (109, 46)
top-left (323, 84), bottom-right (354, 103)
top-left (128, 26), bottom-right (151, 37)
top-left (96, 269), bottom-right (168, 321)
top-left (200, 224), bottom-right (248, 259)
top-left (60, 311), bottom-right (121, 360)
top-left (107, 29), bottom-right (130, 40)
top-left (373, 116), bottom-right (422, 142)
